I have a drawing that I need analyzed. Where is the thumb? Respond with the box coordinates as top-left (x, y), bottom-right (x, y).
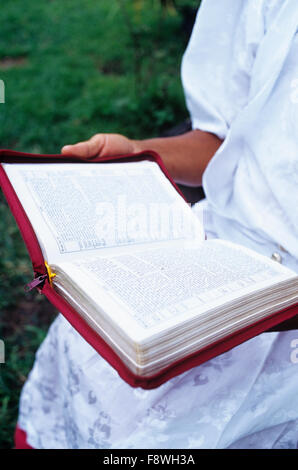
top-left (61, 134), bottom-right (105, 159)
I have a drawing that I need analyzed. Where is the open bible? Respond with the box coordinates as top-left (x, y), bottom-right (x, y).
top-left (1, 154), bottom-right (298, 385)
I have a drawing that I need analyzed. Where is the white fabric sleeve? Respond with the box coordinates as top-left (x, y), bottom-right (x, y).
top-left (181, 0), bottom-right (266, 139)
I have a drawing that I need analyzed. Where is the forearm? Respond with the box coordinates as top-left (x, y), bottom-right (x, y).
top-left (133, 129), bottom-right (223, 186)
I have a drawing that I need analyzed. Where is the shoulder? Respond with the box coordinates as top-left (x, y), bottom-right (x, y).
top-left (189, 0), bottom-right (285, 42)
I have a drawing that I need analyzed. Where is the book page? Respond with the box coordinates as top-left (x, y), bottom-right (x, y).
top-left (3, 161), bottom-right (204, 263)
top-left (54, 239), bottom-right (297, 343)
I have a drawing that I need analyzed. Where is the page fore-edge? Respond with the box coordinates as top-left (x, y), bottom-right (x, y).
top-left (0, 148), bottom-right (297, 389)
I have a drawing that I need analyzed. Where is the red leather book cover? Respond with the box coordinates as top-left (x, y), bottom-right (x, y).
top-left (1, 149), bottom-right (297, 389)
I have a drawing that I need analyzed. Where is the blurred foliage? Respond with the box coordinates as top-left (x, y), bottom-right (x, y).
top-left (0, 0), bottom-right (200, 448)
top-left (0, 199), bottom-right (32, 310)
top-left (0, 0), bottom-right (199, 153)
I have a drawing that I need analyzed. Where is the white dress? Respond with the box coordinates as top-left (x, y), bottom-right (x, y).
top-left (18, 0), bottom-right (298, 449)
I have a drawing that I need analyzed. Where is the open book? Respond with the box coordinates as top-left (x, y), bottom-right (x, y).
top-left (3, 159), bottom-right (298, 379)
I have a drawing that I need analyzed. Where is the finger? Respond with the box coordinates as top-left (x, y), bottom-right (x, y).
top-left (61, 142), bottom-right (88, 158)
top-left (61, 134), bottom-right (105, 159)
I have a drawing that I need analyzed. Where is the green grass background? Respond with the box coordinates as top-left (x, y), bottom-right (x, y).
top-left (0, 0), bottom-right (199, 448)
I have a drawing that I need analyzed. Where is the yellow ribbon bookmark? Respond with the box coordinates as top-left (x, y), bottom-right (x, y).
top-left (45, 261), bottom-right (56, 287)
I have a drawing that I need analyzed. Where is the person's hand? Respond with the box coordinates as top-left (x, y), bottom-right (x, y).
top-left (61, 133), bottom-right (139, 159)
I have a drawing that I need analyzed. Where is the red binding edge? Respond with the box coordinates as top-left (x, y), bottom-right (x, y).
top-left (1, 148), bottom-right (297, 389)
